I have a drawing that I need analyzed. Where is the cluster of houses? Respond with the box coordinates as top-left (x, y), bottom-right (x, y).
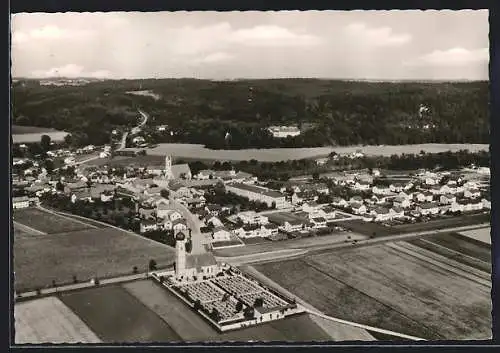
top-left (325, 170), bottom-right (490, 223)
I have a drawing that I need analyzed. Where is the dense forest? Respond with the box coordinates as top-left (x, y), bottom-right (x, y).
top-left (11, 78), bottom-right (489, 148)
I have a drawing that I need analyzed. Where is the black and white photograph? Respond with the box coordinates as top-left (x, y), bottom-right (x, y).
top-left (10, 9), bottom-right (492, 343)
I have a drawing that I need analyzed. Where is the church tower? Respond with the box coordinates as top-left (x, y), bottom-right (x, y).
top-left (175, 232), bottom-right (187, 278)
top-left (165, 155), bottom-right (173, 180)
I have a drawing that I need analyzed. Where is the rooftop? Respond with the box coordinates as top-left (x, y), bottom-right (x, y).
top-left (227, 183), bottom-right (284, 198)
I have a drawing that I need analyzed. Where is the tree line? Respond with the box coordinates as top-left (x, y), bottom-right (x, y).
top-left (12, 78), bottom-right (488, 149)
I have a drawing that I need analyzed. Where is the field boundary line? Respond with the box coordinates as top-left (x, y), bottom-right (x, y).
top-left (36, 206), bottom-right (98, 229)
top-left (305, 309), bottom-right (425, 341)
top-left (301, 258), bottom-right (441, 338)
top-left (419, 238), bottom-right (491, 267)
top-left (387, 242), bottom-right (491, 288)
top-left (13, 221), bottom-right (47, 235)
top-left (39, 206), bottom-right (176, 250)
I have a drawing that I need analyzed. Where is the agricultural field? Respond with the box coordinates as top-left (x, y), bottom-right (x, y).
top-left (13, 208), bottom-right (95, 234)
top-left (17, 280), bottom-right (338, 343)
top-left (458, 227), bottom-right (491, 245)
top-left (123, 279), bottom-right (333, 342)
top-left (420, 232), bottom-right (491, 263)
top-left (86, 154), bottom-right (165, 168)
top-left (60, 285), bottom-right (182, 343)
top-left (337, 219), bottom-right (397, 237)
top-left (255, 243), bottom-right (491, 340)
top-left (14, 225), bottom-right (175, 292)
top-left (15, 296), bottom-right (101, 344)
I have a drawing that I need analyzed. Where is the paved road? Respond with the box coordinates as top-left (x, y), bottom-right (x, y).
top-left (116, 109), bottom-right (148, 150)
top-left (217, 222), bottom-right (490, 266)
top-left (16, 272), bottom-right (154, 300)
top-left (169, 198), bottom-right (208, 254)
top-left (216, 249), bottom-right (308, 266)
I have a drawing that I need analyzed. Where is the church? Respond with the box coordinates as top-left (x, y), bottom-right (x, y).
top-left (147, 155), bottom-right (192, 180)
top-left (174, 230), bottom-right (220, 281)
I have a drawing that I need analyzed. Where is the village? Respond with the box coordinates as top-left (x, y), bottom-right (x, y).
top-left (12, 140), bottom-right (491, 252)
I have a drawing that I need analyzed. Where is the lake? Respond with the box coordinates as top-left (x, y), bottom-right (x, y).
top-left (147, 143), bottom-right (489, 162)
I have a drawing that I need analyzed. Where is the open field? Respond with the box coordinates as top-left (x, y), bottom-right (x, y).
top-left (86, 154), bottom-right (165, 167)
top-left (12, 125), bottom-right (58, 134)
top-left (214, 231), bottom-right (366, 257)
top-left (459, 227), bottom-right (491, 245)
top-left (407, 238), bottom-right (491, 274)
top-left (147, 143), bottom-right (488, 162)
top-left (14, 226), bottom-right (175, 292)
top-left (60, 285), bottom-right (181, 343)
top-left (13, 208), bottom-right (95, 234)
top-left (15, 296), bottom-right (101, 344)
top-left (422, 232), bottom-right (491, 263)
top-left (337, 220), bottom-right (397, 237)
top-left (123, 279), bottom-right (333, 342)
top-left (13, 131), bottom-right (69, 144)
top-left (255, 243), bottom-right (491, 340)
top-left (50, 211), bottom-right (110, 228)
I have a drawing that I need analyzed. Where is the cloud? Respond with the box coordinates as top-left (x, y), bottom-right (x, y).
top-left (229, 25), bottom-right (322, 47)
top-left (11, 25), bottom-right (94, 45)
top-left (166, 22), bottom-right (322, 56)
top-left (31, 64), bottom-right (111, 78)
top-left (194, 52), bottom-right (234, 64)
top-left (404, 47), bottom-right (489, 67)
top-left (345, 22), bottom-right (411, 47)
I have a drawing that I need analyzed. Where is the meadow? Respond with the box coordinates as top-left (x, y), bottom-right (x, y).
top-left (146, 143), bottom-right (489, 162)
top-left (14, 224), bottom-right (175, 292)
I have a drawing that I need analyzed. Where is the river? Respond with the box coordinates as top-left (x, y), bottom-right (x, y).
top-left (147, 143), bottom-right (488, 162)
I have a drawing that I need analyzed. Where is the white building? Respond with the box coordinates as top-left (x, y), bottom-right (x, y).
top-left (418, 203), bottom-right (440, 216)
top-left (237, 211), bottom-right (269, 225)
top-left (225, 183), bottom-right (287, 209)
top-left (267, 126), bottom-right (301, 138)
top-left (12, 196), bottom-right (30, 209)
top-left (212, 227), bottom-right (231, 241)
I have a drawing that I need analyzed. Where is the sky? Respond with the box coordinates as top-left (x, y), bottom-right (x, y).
top-left (11, 10), bottom-right (489, 81)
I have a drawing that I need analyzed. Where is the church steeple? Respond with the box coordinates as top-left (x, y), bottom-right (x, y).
top-left (165, 155), bottom-right (173, 180)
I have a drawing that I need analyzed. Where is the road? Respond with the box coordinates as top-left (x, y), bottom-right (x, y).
top-left (117, 109), bottom-right (148, 150)
top-left (216, 222), bottom-right (490, 266)
top-left (16, 271), bottom-right (156, 300)
top-left (169, 197), bottom-right (209, 254)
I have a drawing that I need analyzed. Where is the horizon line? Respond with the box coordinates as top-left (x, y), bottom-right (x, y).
top-left (12, 76), bottom-right (488, 83)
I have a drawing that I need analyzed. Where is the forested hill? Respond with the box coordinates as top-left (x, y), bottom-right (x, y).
top-left (11, 78), bottom-right (489, 148)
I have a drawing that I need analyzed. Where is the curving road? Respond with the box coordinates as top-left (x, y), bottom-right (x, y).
top-left (117, 109), bottom-right (149, 150)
